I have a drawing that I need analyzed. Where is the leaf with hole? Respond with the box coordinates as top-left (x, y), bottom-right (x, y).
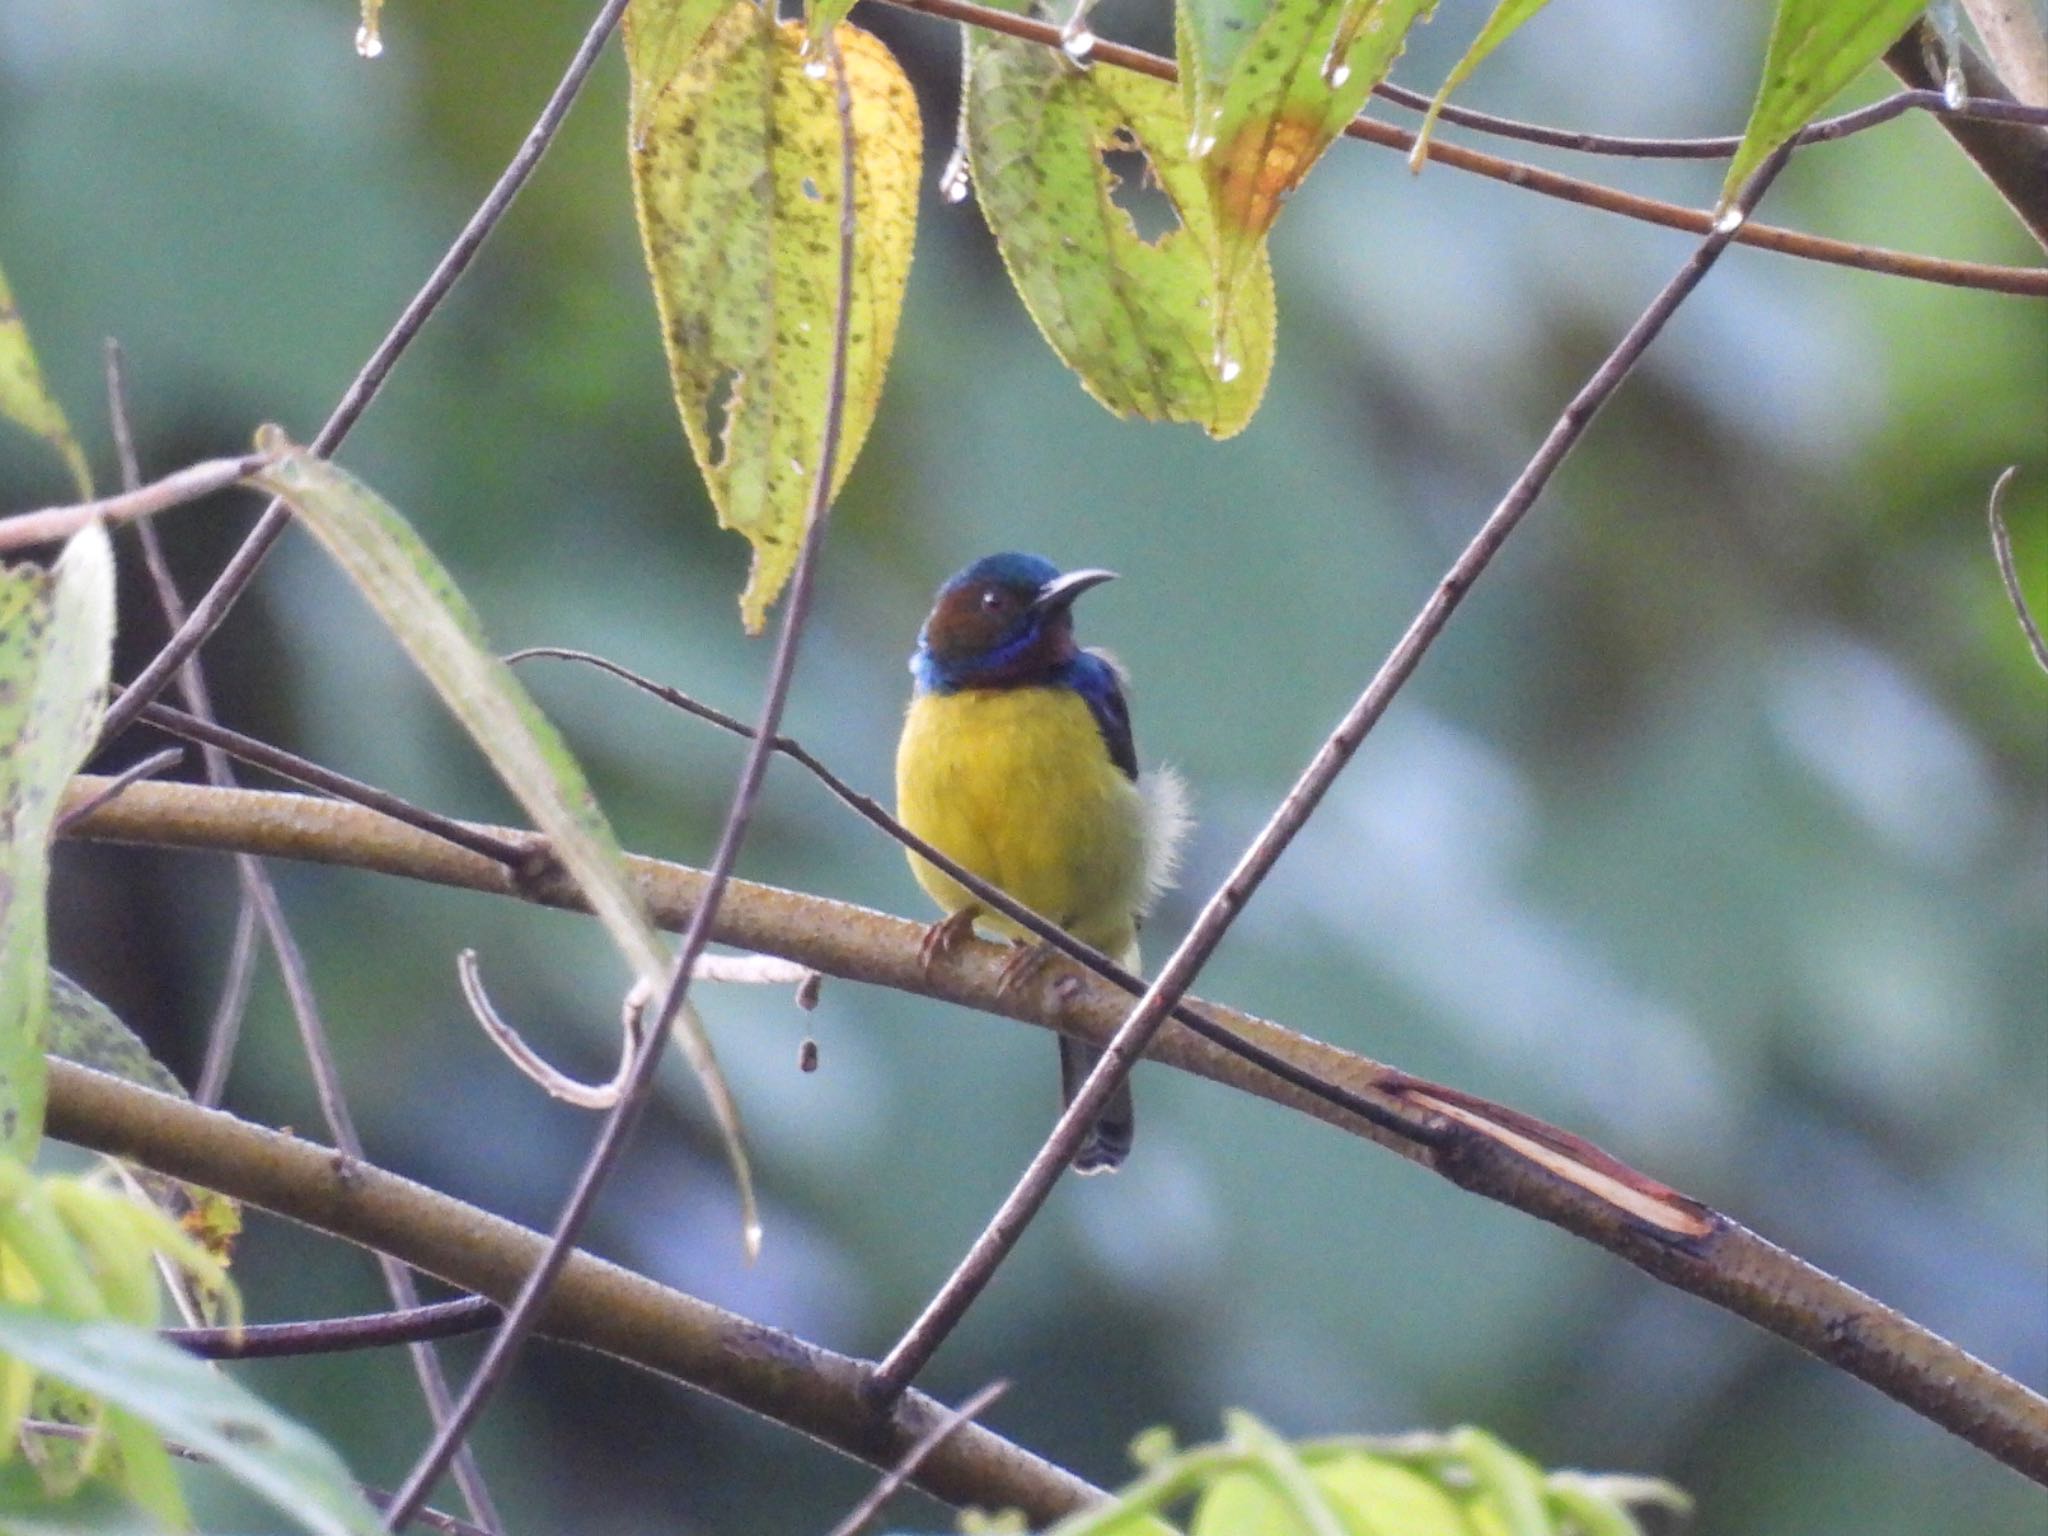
top-left (966, 27), bottom-right (1274, 436)
top-left (0, 263), bottom-right (91, 501)
top-left (0, 1306), bottom-right (384, 1536)
top-left (629, 3), bottom-right (920, 630)
top-left (248, 436), bottom-right (760, 1255)
top-left (1177, 0), bottom-right (1437, 322)
top-left (0, 524), bottom-right (114, 1163)
top-left (1720, 0), bottom-right (1928, 206)
top-left (1408, 0), bottom-right (1555, 168)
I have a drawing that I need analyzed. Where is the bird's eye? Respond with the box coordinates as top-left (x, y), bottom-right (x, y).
top-left (979, 588), bottom-right (1006, 612)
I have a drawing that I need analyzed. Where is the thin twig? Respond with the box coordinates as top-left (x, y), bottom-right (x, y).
top-left (138, 701), bottom-right (531, 866)
top-left (0, 454), bottom-right (269, 554)
top-left (51, 748), bottom-right (183, 837)
top-left (102, 348), bottom-right (506, 1536)
top-left (457, 948), bottom-right (638, 1110)
top-left (865, 146), bottom-right (1799, 1406)
top-left (59, 778), bottom-right (2048, 1486)
top-left (1986, 466), bottom-right (2048, 673)
top-left (166, 1296), bottom-right (501, 1359)
top-left (823, 1380), bottom-right (1009, 1536)
top-left (1375, 80), bottom-right (2048, 160)
top-left (878, 0), bottom-right (2048, 297)
top-left (379, 34), bottom-right (865, 1529)
top-left (194, 895), bottom-right (259, 1106)
top-left (506, 647), bottom-right (1433, 1148)
top-left (93, 0), bottom-right (635, 751)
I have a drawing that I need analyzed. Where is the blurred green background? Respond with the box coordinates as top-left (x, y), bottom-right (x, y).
top-left (6, 0), bottom-right (2044, 1530)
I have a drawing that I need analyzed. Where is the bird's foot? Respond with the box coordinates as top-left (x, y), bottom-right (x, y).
top-left (918, 908), bottom-right (979, 974)
top-left (996, 940), bottom-right (1059, 998)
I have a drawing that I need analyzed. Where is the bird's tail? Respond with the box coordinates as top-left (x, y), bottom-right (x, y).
top-left (1060, 1036), bottom-right (1135, 1175)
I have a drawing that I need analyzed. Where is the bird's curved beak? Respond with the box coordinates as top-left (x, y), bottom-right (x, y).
top-left (1031, 568), bottom-right (1118, 615)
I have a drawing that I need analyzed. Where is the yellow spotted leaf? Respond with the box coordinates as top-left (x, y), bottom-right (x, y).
top-left (966, 29), bottom-right (1274, 436)
top-left (1179, 0), bottom-right (1436, 322)
top-left (630, 5), bottom-right (920, 631)
top-left (0, 262), bottom-right (91, 501)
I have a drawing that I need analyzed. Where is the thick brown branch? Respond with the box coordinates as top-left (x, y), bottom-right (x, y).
top-left (60, 778), bottom-right (2048, 1485)
top-left (43, 1061), bottom-right (1098, 1525)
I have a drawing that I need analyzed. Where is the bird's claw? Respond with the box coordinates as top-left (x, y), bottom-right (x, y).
top-left (918, 908), bottom-right (979, 974)
top-left (996, 940), bottom-right (1057, 998)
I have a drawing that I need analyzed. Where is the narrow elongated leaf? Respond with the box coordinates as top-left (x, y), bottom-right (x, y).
top-left (0, 524), bottom-right (115, 1161)
top-left (0, 264), bottom-right (91, 501)
top-left (630, 5), bottom-right (920, 630)
top-left (1410, 0), bottom-right (1556, 167)
top-left (248, 438), bottom-right (758, 1253)
top-left (1178, 0), bottom-right (1436, 311)
top-left (804, 0), bottom-right (860, 49)
top-left (0, 1306), bottom-right (382, 1536)
top-left (967, 30), bottom-right (1274, 436)
top-left (1721, 0), bottom-right (1928, 204)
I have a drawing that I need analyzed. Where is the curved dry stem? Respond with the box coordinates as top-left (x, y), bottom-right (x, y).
top-left (456, 947), bottom-right (634, 1110)
top-left (59, 778), bottom-right (2048, 1486)
top-left (43, 1061), bottom-right (1098, 1525)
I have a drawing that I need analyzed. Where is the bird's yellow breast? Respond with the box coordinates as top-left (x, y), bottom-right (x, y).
top-left (896, 687), bottom-right (1148, 953)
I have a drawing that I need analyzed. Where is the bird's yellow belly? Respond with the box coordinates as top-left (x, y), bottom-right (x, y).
top-left (896, 687), bottom-right (1147, 953)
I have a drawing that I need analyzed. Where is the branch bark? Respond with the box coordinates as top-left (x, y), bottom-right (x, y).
top-left (61, 778), bottom-right (2048, 1486)
top-left (44, 1061), bottom-right (1099, 1525)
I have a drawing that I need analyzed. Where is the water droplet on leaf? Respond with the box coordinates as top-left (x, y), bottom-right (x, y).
top-left (939, 143), bottom-right (972, 203)
top-left (354, 22), bottom-right (384, 57)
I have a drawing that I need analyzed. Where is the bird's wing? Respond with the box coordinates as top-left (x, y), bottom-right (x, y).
top-left (1069, 650), bottom-right (1139, 781)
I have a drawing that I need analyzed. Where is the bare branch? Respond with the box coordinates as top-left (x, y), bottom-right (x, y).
top-left (456, 948), bottom-right (638, 1110)
top-left (51, 748), bottom-right (183, 837)
top-left (60, 776), bottom-right (2048, 1487)
top-left (45, 1061), bottom-right (1104, 1525)
top-left (94, 0), bottom-right (636, 749)
top-left (0, 454), bottom-right (269, 554)
top-left (824, 1380), bottom-right (1010, 1536)
top-left (1986, 466), bottom-right (2048, 673)
top-left (165, 1296), bottom-right (500, 1359)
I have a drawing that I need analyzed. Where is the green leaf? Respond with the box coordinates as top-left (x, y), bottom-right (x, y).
top-left (247, 439), bottom-right (760, 1253)
top-left (1409, 0), bottom-right (1555, 168)
top-left (1455, 1429), bottom-right (1549, 1536)
top-left (46, 977), bottom-right (180, 1100)
top-left (0, 1306), bottom-right (383, 1536)
top-left (1190, 1468), bottom-right (1314, 1536)
top-left (1720, 0), bottom-right (1928, 205)
top-left (0, 264), bottom-right (91, 502)
top-left (0, 524), bottom-right (115, 1161)
top-left (0, 1454), bottom-right (169, 1535)
top-left (1314, 1454), bottom-right (1476, 1534)
top-left (966, 28), bottom-right (1274, 436)
top-left (1178, 0), bottom-right (1437, 313)
top-left (804, 0), bottom-right (860, 50)
top-left (629, 4), bottom-right (921, 630)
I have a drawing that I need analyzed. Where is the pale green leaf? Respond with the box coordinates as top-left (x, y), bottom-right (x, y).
top-left (0, 1455), bottom-right (169, 1534)
top-left (248, 438), bottom-right (759, 1253)
top-left (1721, 0), bottom-right (1929, 204)
top-left (1178, 0), bottom-right (1437, 311)
top-left (0, 524), bottom-right (115, 1161)
top-left (1455, 1429), bottom-right (1549, 1536)
top-left (46, 976), bottom-right (180, 1100)
top-left (0, 264), bottom-right (91, 502)
top-left (966, 29), bottom-right (1274, 436)
top-left (0, 1306), bottom-right (382, 1536)
top-left (629, 5), bottom-right (921, 630)
top-left (1409, 0), bottom-right (1556, 168)
top-left (1314, 1454), bottom-right (1477, 1535)
top-left (804, 0), bottom-right (860, 49)
top-left (1189, 1469), bottom-right (1315, 1536)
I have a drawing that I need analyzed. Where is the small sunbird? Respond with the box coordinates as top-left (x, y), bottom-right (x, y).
top-left (896, 553), bottom-right (1187, 1173)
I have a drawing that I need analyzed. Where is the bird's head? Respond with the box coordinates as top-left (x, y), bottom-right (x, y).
top-left (912, 552), bottom-right (1117, 691)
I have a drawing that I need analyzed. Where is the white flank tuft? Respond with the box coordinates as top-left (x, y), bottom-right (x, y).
top-left (1139, 762), bottom-right (1191, 913)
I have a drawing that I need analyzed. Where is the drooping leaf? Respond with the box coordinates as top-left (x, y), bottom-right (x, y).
top-left (1720, 0), bottom-right (1928, 205)
top-left (1313, 1454), bottom-right (1475, 1534)
top-left (630, 4), bottom-right (920, 630)
top-left (1178, 0), bottom-right (1436, 316)
top-left (966, 29), bottom-right (1274, 436)
top-left (0, 1306), bottom-right (383, 1536)
top-left (0, 264), bottom-right (91, 502)
top-left (0, 524), bottom-right (115, 1162)
top-left (1409, 0), bottom-right (1555, 168)
top-left (247, 438), bottom-right (759, 1253)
